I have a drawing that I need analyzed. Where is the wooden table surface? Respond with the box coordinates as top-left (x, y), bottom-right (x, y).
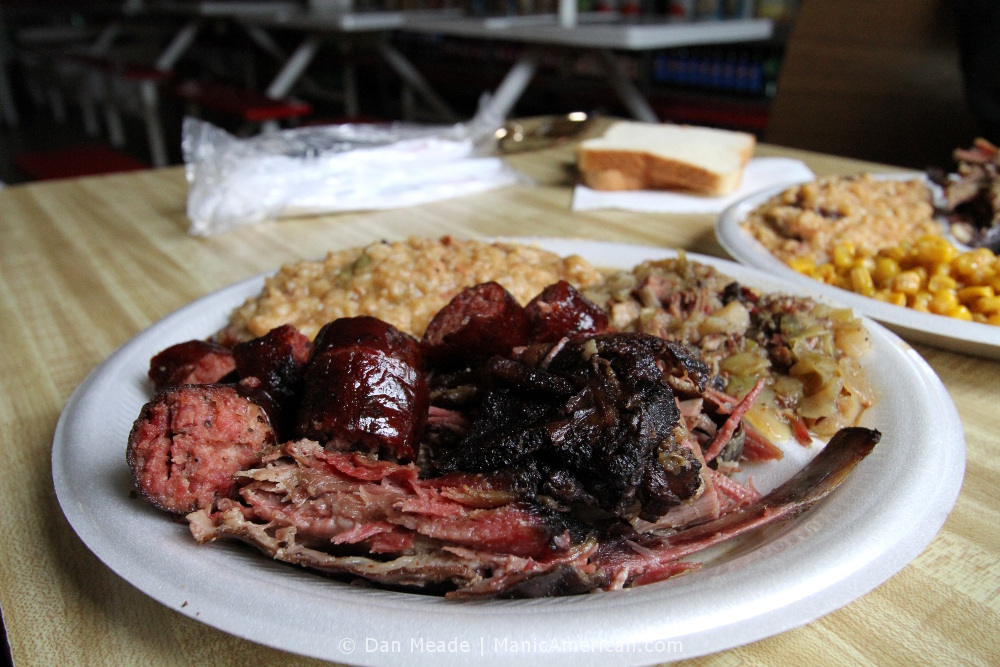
top-left (0, 135), bottom-right (997, 666)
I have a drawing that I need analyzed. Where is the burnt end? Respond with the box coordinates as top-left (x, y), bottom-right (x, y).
top-left (524, 280), bottom-right (610, 343)
top-left (483, 356), bottom-right (575, 396)
top-left (148, 339), bottom-right (236, 391)
top-left (539, 467), bottom-right (600, 507)
top-left (126, 384), bottom-right (274, 514)
top-left (661, 340), bottom-right (711, 393)
top-left (295, 318), bottom-right (428, 462)
top-left (427, 374), bottom-right (480, 410)
top-left (434, 387), bottom-right (553, 473)
top-left (422, 282), bottom-right (530, 368)
top-left (564, 334), bottom-right (709, 393)
top-left (437, 332), bottom-right (697, 520)
top-left (543, 371), bottom-right (680, 517)
top-left (232, 324), bottom-right (312, 440)
top-left (637, 440), bottom-right (703, 520)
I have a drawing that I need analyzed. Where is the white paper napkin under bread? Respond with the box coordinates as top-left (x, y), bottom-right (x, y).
top-left (571, 158), bottom-right (815, 214)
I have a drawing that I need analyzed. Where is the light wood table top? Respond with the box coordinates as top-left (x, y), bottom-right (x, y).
top-left (0, 135), bottom-right (996, 666)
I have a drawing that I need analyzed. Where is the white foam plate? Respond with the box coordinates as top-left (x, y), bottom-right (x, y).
top-left (715, 177), bottom-right (1000, 359)
top-left (52, 239), bottom-right (965, 665)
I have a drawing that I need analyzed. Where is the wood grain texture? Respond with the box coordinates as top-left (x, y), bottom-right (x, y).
top-left (0, 135), bottom-right (996, 667)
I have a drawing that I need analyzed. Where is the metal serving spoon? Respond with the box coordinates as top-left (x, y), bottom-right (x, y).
top-left (495, 112), bottom-right (594, 153)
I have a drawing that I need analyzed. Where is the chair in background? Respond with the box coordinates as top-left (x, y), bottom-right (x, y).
top-left (765, 0), bottom-right (979, 170)
top-left (12, 6), bottom-right (181, 167)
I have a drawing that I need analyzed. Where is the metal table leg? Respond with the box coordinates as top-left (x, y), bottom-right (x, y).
top-left (154, 19), bottom-right (202, 71)
top-left (265, 34), bottom-right (321, 99)
top-left (139, 79), bottom-right (168, 167)
top-left (482, 47), bottom-right (542, 120)
top-left (598, 49), bottom-right (659, 123)
top-left (376, 41), bottom-right (458, 122)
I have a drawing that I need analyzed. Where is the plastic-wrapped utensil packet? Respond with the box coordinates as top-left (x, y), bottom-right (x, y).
top-left (182, 109), bottom-right (522, 236)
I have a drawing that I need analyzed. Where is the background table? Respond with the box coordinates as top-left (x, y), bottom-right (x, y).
top-left (0, 131), bottom-right (997, 665)
top-left (400, 15), bottom-right (774, 121)
top-left (241, 8), bottom-right (464, 122)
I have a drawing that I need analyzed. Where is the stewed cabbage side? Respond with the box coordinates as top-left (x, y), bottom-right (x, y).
top-left (586, 254), bottom-right (875, 442)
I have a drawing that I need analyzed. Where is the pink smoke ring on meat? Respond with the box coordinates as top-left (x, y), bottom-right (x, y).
top-left (127, 384), bottom-right (275, 514)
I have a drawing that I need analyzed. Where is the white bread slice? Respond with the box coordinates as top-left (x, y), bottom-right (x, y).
top-left (577, 121), bottom-right (756, 196)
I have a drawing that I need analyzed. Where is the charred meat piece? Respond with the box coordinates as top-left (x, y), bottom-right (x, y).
top-left (231, 324), bottom-right (312, 441)
top-left (422, 282), bottom-right (530, 368)
top-left (127, 384), bottom-right (275, 514)
top-left (636, 437), bottom-right (706, 519)
top-left (588, 426), bottom-right (882, 590)
top-left (544, 334), bottom-right (702, 520)
top-left (148, 339), bottom-right (236, 391)
top-left (658, 339), bottom-right (712, 393)
top-left (524, 280), bottom-right (610, 343)
top-left (437, 332), bottom-right (703, 521)
top-left (295, 317), bottom-right (428, 461)
top-left (930, 138), bottom-right (1000, 251)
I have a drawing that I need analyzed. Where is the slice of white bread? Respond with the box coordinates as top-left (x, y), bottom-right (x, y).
top-left (577, 121), bottom-right (756, 195)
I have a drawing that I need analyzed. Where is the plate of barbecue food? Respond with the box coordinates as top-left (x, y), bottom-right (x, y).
top-left (717, 141), bottom-right (1000, 359)
top-left (52, 237), bottom-right (964, 665)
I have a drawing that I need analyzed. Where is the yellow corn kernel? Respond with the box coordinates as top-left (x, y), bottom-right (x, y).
top-left (881, 245), bottom-right (907, 262)
top-left (952, 252), bottom-right (977, 276)
top-left (909, 291), bottom-right (932, 312)
top-left (875, 290), bottom-right (907, 307)
top-left (892, 270), bottom-right (924, 295)
top-left (929, 290), bottom-right (960, 315)
top-left (975, 246), bottom-right (995, 261)
top-left (852, 256), bottom-right (876, 272)
top-left (915, 235), bottom-right (958, 266)
top-left (973, 295), bottom-right (1000, 314)
top-left (815, 263), bottom-right (837, 283)
top-left (833, 244), bottom-right (855, 270)
top-left (947, 305), bottom-right (973, 321)
top-left (872, 256), bottom-right (900, 286)
top-left (953, 249), bottom-right (998, 283)
top-left (850, 266), bottom-right (876, 297)
top-left (927, 274), bottom-right (957, 293)
top-left (788, 257), bottom-right (815, 275)
top-left (989, 313), bottom-right (1000, 326)
top-left (974, 312), bottom-right (988, 323)
top-left (958, 285), bottom-right (994, 303)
